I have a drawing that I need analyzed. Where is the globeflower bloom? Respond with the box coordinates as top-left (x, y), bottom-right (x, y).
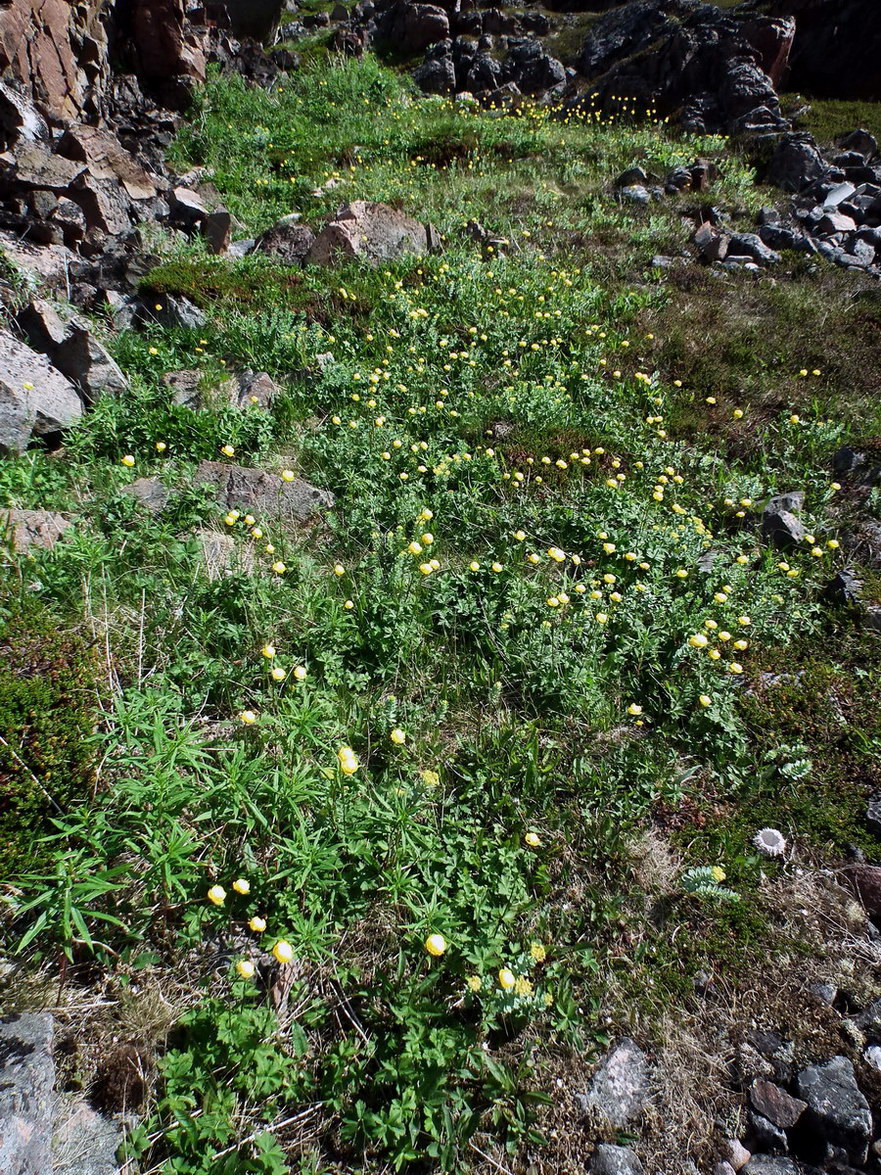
top-left (207, 885), bottom-right (226, 906)
top-left (239, 710), bottom-right (257, 725)
top-left (524, 831), bottom-right (541, 847)
top-left (272, 940), bottom-right (294, 964)
top-left (235, 959), bottom-right (256, 979)
top-left (337, 746), bottom-right (359, 775)
top-left (425, 933), bottom-right (447, 957)
top-left (498, 968), bottom-right (516, 992)
top-left (390, 728), bottom-right (406, 745)
top-left (249, 916), bottom-right (266, 932)
top-left (232, 878), bottom-right (250, 895)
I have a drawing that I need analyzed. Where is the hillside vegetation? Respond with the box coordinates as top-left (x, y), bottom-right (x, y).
top-left (2, 56), bottom-right (881, 1175)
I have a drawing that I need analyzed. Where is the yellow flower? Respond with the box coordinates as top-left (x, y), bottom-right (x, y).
top-left (728, 662), bottom-right (743, 674)
top-left (220, 444), bottom-right (235, 457)
top-left (236, 959), bottom-right (256, 979)
top-left (293, 665), bottom-right (307, 681)
top-left (699, 694), bottom-right (712, 708)
top-left (272, 939), bottom-right (294, 964)
top-left (466, 974), bottom-right (482, 992)
top-left (627, 703), bottom-right (643, 716)
top-left (207, 884), bottom-right (226, 905)
top-left (281, 469), bottom-right (296, 482)
top-left (689, 634), bottom-right (709, 649)
top-left (595, 612), bottom-right (608, 624)
top-left (469, 561), bottom-right (481, 572)
top-left (711, 866), bottom-right (726, 882)
top-left (514, 976), bottom-right (534, 997)
top-left (271, 666), bottom-right (286, 681)
top-left (524, 831), bottom-right (541, 847)
top-left (425, 933), bottom-right (447, 957)
top-left (732, 408), bottom-right (743, 420)
top-left (224, 513), bottom-right (237, 526)
top-left (733, 639), bottom-right (748, 651)
top-left (491, 562), bottom-right (503, 573)
top-left (239, 710), bottom-right (257, 725)
top-left (421, 769), bottom-right (440, 787)
top-left (827, 539), bottom-right (839, 550)
top-left (419, 563), bottom-right (434, 575)
top-left (548, 547), bottom-right (566, 562)
top-left (390, 728), bottom-right (406, 745)
top-left (248, 916), bottom-right (266, 932)
top-left (333, 563), bottom-right (345, 576)
top-left (714, 591), bottom-right (728, 603)
top-left (261, 644), bottom-right (276, 659)
top-left (708, 648), bottom-right (722, 660)
top-left (514, 530), bottom-right (526, 542)
top-left (675, 569), bottom-right (688, 579)
top-left (421, 533), bottom-right (433, 545)
top-left (272, 561), bottom-right (286, 574)
top-left (337, 746), bottom-right (359, 775)
top-left (419, 508), bottom-right (433, 522)
top-left (155, 441), bottom-right (167, 453)
top-left (498, 968), bottom-right (516, 992)
top-left (121, 454), bottom-right (135, 467)
top-left (232, 878), bottom-right (250, 895)
top-left (408, 541), bottom-right (423, 555)
top-left (344, 599), bottom-right (354, 610)
top-left (530, 942), bottom-right (547, 963)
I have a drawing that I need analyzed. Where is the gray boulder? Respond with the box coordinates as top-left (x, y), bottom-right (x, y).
top-left (0, 1013), bottom-right (56, 1175)
top-left (762, 492), bottom-right (805, 550)
top-left (257, 217), bottom-right (316, 265)
top-left (742, 1160), bottom-right (800, 1175)
top-left (193, 460), bottom-right (334, 524)
top-left (794, 1055), bottom-right (872, 1163)
top-left (16, 300), bottom-right (127, 404)
top-left (0, 329), bottom-right (82, 454)
top-left (307, 200), bottom-right (436, 266)
top-left (576, 1037), bottom-right (651, 1128)
top-left (591, 1143), bottom-right (644, 1174)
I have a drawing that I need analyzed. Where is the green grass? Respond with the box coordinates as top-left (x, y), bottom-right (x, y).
top-left (784, 93), bottom-right (881, 147)
top-left (1, 55), bottom-right (879, 1175)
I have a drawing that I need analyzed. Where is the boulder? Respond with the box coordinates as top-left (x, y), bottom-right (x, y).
top-left (0, 1013), bottom-right (56, 1175)
top-left (0, 329), bottom-right (82, 454)
top-left (193, 460), bottom-right (334, 523)
top-left (168, 185), bottom-right (209, 228)
top-left (68, 173), bottom-right (134, 236)
top-left (257, 218), bottom-right (316, 265)
top-left (203, 209), bottom-right (233, 254)
top-left (727, 233), bottom-right (780, 265)
top-left (121, 477), bottom-right (170, 513)
top-left (591, 1144), bottom-right (644, 1174)
top-left (307, 200), bottom-right (436, 266)
top-left (768, 134), bottom-right (828, 193)
top-left (216, 0), bottom-right (287, 39)
top-left (762, 493), bottom-right (805, 550)
top-left (194, 528), bottom-right (255, 579)
top-left (1, 509), bottom-right (72, 553)
top-left (794, 1056), bottom-right (871, 1162)
top-left (5, 142), bottom-right (86, 192)
top-left (130, 0), bottom-right (207, 105)
top-left (376, 2), bottom-right (450, 54)
top-left (742, 1160), bottom-right (800, 1175)
top-left (16, 300), bottom-right (128, 404)
top-left (237, 370), bottom-right (279, 409)
top-left (576, 1038), bottom-right (651, 1128)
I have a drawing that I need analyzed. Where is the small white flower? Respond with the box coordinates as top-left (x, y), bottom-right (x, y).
top-left (753, 828), bottom-right (787, 858)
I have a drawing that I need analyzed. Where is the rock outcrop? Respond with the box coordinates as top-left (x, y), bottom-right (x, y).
top-left (0, 330), bottom-right (83, 454)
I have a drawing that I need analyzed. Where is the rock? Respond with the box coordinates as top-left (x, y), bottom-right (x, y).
top-left (714, 1165), bottom-right (736, 1175)
top-left (575, 1038), bottom-right (650, 1128)
top-left (57, 126), bottom-right (157, 202)
top-left (742, 1160), bottom-right (800, 1175)
top-left (5, 142), bottom-right (86, 192)
top-left (0, 81), bottom-right (49, 150)
top-left (839, 129), bottom-right (878, 160)
top-left (695, 222), bottom-right (729, 261)
top-left (621, 185), bottom-right (651, 205)
top-left (69, 174), bottom-right (134, 236)
top-left (237, 370), bottom-right (279, 409)
top-left (819, 211), bottom-right (858, 235)
top-left (0, 1013), bottom-right (55, 1175)
top-left (766, 0), bottom-right (881, 102)
top-left (503, 41), bottom-right (565, 95)
top-left (307, 200), bottom-right (436, 266)
top-left (220, 0), bottom-right (287, 40)
top-left (865, 1045), bottom-right (881, 1072)
top-left (149, 295), bottom-right (206, 330)
top-left (749, 1080), bottom-right (806, 1129)
top-left (769, 134), bottom-right (828, 194)
top-left (169, 186), bottom-right (209, 228)
top-left (193, 461), bottom-right (334, 524)
top-left (590, 1143), bottom-right (644, 1174)
top-left (1, 509), bottom-right (72, 553)
top-left (53, 1098), bottom-right (124, 1175)
top-left (746, 1110), bottom-right (787, 1153)
top-left (203, 209), bottom-right (233, 254)
top-left (809, 981), bottom-right (838, 1005)
top-left (867, 793), bottom-right (881, 836)
top-left (617, 166), bottom-right (649, 187)
top-left (414, 43), bottom-right (457, 94)
top-left (193, 528), bottom-right (255, 579)
top-left (376, 2), bottom-right (450, 54)
top-left (257, 218), bottom-right (316, 265)
top-left (762, 493), bottom-right (805, 550)
top-left (726, 1139), bottom-right (752, 1170)
top-left (121, 477), bottom-right (170, 513)
top-left (228, 238), bottom-right (256, 259)
top-left (727, 233), bottom-right (780, 265)
top-left (794, 1055), bottom-right (872, 1163)
top-left (16, 300), bottom-right (127, 404)
top-left (130, 0), bottom-right (207, 107)
top-left (853, 995), bottom-right (881, 1037)
top-left (839, 864), bottom-right (881, 919)
top-left (0, 329), bottom-right (82, 454)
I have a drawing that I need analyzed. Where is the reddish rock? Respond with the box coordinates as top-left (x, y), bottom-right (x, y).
top-left (1, 509), bottom-right (72, 552)
top-left (308, 200), bottom-right (436, 267)
top-left (749, 1079), bottom-right (806, 1129)
top-left (57, 126), bottom-right (157, 202)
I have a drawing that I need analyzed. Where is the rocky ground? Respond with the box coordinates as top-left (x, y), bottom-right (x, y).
top-left (1, 2), bottom-right (881, 1174)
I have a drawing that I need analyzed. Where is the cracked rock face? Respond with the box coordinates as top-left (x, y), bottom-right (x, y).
top-left (0, 329), bottom-right (83, 454)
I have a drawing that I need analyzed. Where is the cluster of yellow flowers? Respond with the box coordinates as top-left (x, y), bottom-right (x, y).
top-left (205, 878), bottom-right (293, 977)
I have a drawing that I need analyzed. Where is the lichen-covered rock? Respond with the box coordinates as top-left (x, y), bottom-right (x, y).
top-left (0, 1013), bottom-right (56, 1175)
top-left (576, 1038), bottom-right (651, 1128)
top-left (194, 460), bottom-right (334, 524)
top-left (1, 509), bottom-right (72, 552)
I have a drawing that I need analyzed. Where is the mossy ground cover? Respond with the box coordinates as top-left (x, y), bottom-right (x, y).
top-left (1, 56), bottom-right (879, 1174)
